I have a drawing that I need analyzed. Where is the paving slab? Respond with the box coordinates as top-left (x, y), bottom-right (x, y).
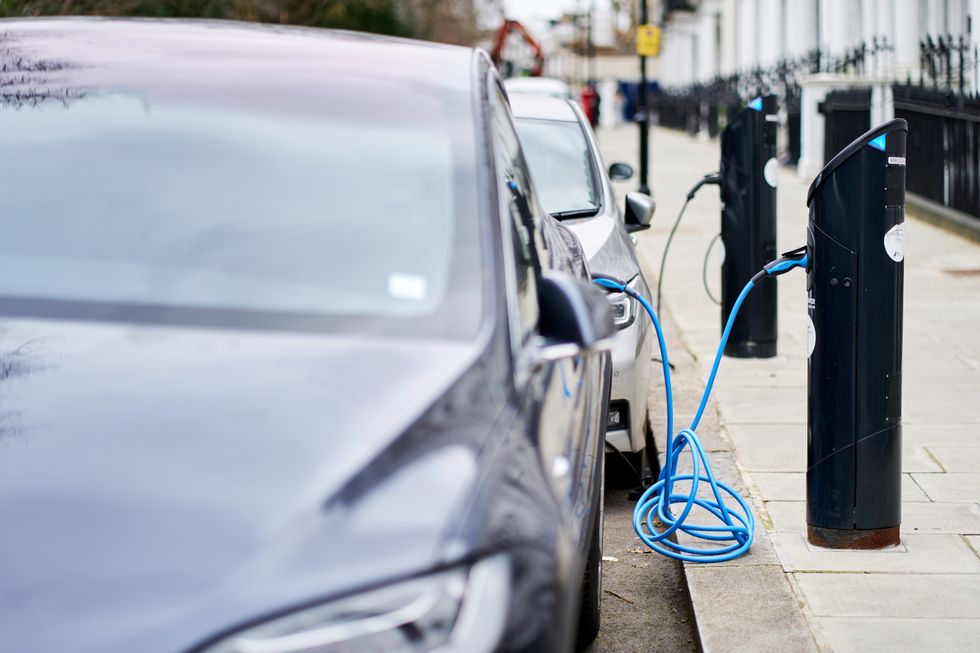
top-left (927, 446), bottom-right (980, 472)
top-left (704, 363), bottom-right (805, 389)
top-left (904, 446), bottom-right (947, 473)
top-left (912, 472), bottom-right (980, 501)
top-left (813, 617), bottom-right (980, 653)
top-left (794, 572), bottom-right (980, 618)
top-left (766, 499), bottom-right (980, 535)
top-left (966, 535), bottom-right (980, 558)
top-left (903, 423), bottom-right (980, 447)
top-left (712, 386), bottom-right (807, 424)
top-left (725, 424), bottom-right (806, 472)
top-left (772, 531), bottom-right (980, 573)
top-left (905, 391), bottom-right (980, 424)
top-left (749, 473), bottom-right (806, 501)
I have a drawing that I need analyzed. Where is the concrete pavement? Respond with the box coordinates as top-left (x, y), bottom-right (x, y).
top-left (597, 123), bottom-right (980, 652)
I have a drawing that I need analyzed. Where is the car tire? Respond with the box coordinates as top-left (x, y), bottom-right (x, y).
top-left (605, 408), bottom-right (653, 489)
top-left (575, 473), bottom-right (603, 649)
top-left (644, 418), bottom-right (660, 477)
top-left (605, 447), bottom-right (643, 488)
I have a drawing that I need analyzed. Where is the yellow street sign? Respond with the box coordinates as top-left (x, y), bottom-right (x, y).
top-left (636, 23), bottom-right (661, 57)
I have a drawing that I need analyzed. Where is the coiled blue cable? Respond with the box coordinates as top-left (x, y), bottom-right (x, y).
top-left (593, 276), bottom-right (758, 563)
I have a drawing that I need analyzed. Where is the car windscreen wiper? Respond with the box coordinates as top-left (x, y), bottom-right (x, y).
top-left (551, 207), bottom-right (600, 219)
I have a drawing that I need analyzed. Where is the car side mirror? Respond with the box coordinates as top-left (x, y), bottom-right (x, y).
top-left (535, 272), bottom-right (615, 360)
top-left (624, 192), bottom-right (655, 233)
top-left (608, 162), bottom-right (634, 181)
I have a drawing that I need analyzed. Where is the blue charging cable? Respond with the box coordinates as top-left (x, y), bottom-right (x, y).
top-left (594, 246), bottom-right (808, 563)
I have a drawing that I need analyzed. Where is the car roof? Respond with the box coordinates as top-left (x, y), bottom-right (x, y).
top-left (508, 93), bottom-right (579, 123)
top-left (504, 76), bottom-right (570, 92)
top-left (0, 17), bottom-right (476, 111)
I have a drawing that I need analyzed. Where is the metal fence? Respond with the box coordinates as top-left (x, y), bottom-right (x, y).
top-left (918, 33), bottom-right (977, 95)
top-left (894, 83), bottom-right (980, 218)
top-left (888, 34), bottom-right (980, 219)
top-left (819, 88), bottom-right (871, 165)
top-left (785, 91), bottom-right (802, 165)
top-left (652, 40), bottom-right (889, 165)
top-left (653, 72), bottom-right (781, 143)
top-left (654, 80), bottom-right (740, 137)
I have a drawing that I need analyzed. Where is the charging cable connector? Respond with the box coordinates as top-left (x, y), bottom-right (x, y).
top-left (752, 246), bottom-right (809, 282)
top-left (686, 172), bottom-right (721, 200)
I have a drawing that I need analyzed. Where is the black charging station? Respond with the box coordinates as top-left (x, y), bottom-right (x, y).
top-left (719, 95), bottom-right (779, 357)
top-left (805, 119), bottom-right (908, 549)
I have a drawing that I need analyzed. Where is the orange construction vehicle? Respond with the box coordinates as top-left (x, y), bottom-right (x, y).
top-left (490, 19), bottom-right (544, 77)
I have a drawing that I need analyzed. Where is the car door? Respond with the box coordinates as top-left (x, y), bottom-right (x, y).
top-left (488, 80), bottom-right (604, 557)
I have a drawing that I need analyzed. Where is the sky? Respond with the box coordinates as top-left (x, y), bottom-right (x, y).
top-left (502, 0), bottom-right (575, 23)
top-left (501, 0), bottom-right (613, 33)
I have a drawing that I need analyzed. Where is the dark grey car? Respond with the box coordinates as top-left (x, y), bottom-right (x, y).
top-left (0, 19), bottom-right (613, 653)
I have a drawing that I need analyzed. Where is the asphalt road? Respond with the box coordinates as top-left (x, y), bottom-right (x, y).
top-left (585, 474), bottom-right (700, 653)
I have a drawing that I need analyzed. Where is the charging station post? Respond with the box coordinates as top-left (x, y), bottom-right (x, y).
top-left (719, 95), bottom-right (779, 357)
top-left (805, 119), bottom-right (908, 549)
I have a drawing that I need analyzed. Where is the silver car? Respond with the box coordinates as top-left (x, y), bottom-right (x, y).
top-left (503, 76), bottom-right (573, 99)
top-left (509, 93), bottom-right (655, 480)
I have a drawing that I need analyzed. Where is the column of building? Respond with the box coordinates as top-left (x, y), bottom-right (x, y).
top-left (737, 0), bottom-right (759, 70)
top-left (756, 0), bottom-right (784, 68)
top-left (696, 0), bottom-right (722, 83)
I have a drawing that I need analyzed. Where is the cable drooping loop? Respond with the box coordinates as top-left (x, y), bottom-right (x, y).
top-left (593, 276), bottom-right (756, 563)
top-left (702, 233), bottom-right (723, 306)
top-left (655, 197), bottom-right (689, 316)
top-left (657, 173), bottom-right (721, 316)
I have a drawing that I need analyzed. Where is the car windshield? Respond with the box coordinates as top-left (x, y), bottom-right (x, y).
top-left (0, 89), bottom-right (482, 338)
top-left (515, 118), bottom-right (599, 217)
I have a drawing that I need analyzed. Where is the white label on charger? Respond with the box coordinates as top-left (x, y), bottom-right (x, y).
top-left (884, 223), bottom-right (906, 262)
top-left (807, 314), bottom-right (816, 358)
top-left (764, 158), bottom-right (779, 188)
top-left (888, 156), bottom-right (906, 166)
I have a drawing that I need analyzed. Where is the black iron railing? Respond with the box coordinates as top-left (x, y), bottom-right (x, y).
top-left (785, 90), bottom-right (802, 165)
top-left (819, 88), bottom-right (872, 165)
top-left (885, 34), bottom-right (980, 220)
top-left (919, 33), bottom-right (978, 94)
top-left (894, 83), bottom-right (980, 219)
top-left (651, 40), bottom-right (898, 165)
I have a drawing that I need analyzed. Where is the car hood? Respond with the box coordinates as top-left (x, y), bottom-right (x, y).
top-left (563, 213), bottom-right (640, 283)
top-left (0, 316), bottom-right (487, 653)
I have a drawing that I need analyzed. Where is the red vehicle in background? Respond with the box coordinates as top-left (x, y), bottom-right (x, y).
top-left (580, 82), bottom-right (600, 127)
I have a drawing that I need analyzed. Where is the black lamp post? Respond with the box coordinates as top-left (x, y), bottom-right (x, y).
top-left (637, 0), bottom-right (650, 195)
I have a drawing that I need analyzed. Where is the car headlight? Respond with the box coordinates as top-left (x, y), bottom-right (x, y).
top-left (607, 278), bottom-right (638, 329)
top-left (202, 555), bottom-right (510, 653)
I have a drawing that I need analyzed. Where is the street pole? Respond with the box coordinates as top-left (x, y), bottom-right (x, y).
top-left (588, 2), bottom-right (596, 83)
top-left (638, 0), bottom-right (650, 195)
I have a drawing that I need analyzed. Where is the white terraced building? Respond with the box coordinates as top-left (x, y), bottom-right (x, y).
top-left (656, 0), bottom-right (980, 179)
